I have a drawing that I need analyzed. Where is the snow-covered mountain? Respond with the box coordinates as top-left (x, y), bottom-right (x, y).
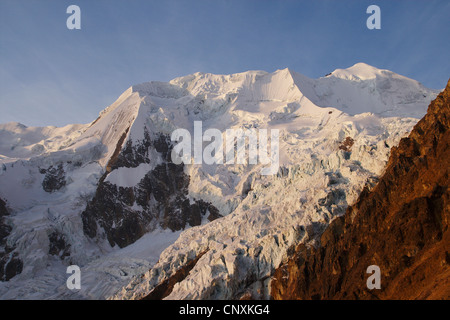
top-left (0, 63), bottom-right (438, 299)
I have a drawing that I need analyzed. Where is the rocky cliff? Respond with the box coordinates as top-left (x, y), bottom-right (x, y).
top-left (82, 132), bottom-right (221, 248)
top-left (0, 198), bottom-right (23, 281)
top-left (271, 79), bottom-right (450, 300)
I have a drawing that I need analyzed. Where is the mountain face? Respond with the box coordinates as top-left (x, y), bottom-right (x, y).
top-left (271, 79), bottom-right (450, 300)
top-left (0, 63), bottom-right (439, 299)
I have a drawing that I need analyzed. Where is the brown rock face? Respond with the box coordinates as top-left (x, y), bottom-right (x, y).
top-left (271, 79), bottom-right (450, 300)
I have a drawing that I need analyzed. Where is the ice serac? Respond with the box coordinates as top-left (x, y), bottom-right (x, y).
top-left (0, 64), bottom-right (440, 299)
top-left (271, 79), bottom-right (450, 300)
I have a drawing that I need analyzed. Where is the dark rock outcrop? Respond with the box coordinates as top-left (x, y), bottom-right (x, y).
top-left (0, 198), bottom-right (11, 247)
top-left (271, 79), bottom-right (450, 300)
top-left (142, 249), bottom-right (209, 300)
top-left (41, 163), bottom-right (66, 193)
top-left (82, 133), bottom-right (221, 248)
top-left (0, 198), bottom-right (23, 281)
top-left (48, 231), bottom-right (71, 260)
top-left (111, 127), bottom-right (152, 171)
top-left (338, 136), bottom-right (354, 152)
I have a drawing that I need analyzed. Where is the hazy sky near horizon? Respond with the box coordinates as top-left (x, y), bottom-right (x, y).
top-left (1, 0), bottom-right (449, 127)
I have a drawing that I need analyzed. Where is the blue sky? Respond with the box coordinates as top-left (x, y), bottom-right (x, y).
top-left (1, 0), bottom-right (449, 127)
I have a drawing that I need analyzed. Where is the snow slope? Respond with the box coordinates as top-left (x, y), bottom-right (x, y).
top-left (0, 63), bottom-right (438, 299)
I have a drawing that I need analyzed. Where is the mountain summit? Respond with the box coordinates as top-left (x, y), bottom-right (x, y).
top-left (331, 62), bottom-right (390, 80)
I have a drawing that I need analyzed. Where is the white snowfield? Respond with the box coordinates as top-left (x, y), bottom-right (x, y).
top-left (0, 63), bottom-right (438, 299)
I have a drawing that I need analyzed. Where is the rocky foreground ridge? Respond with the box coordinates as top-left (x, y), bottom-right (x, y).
top-left (271, 79), bottom-right (450, 300)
